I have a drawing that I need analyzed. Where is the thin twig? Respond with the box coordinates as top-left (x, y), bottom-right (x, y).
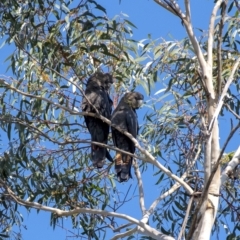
top-left (224, 103), bottom-right (240, 119)
top-left (177, 196), bottom-right (194, 240)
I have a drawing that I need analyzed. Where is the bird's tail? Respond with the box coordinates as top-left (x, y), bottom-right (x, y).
top-left (115, 152), bottom-right (132, 182)
top-left (91, 144), bottom-right (113, 168)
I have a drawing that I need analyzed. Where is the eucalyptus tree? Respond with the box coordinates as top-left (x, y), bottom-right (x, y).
top-left (0, 0), bottom-right (239, 240)
top-left (149, 1), bottom-right (240, 239)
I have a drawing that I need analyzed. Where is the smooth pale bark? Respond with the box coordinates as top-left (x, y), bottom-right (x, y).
top-left (195, 121), bottom-right (220, 239)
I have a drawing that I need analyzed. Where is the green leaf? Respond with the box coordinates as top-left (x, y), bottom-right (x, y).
top-left (155, 173), bottom-right (164, 185)
top-left (124, 19), bottom-right (137, 29)
top-left (0, 234), bottom-right (10, 238)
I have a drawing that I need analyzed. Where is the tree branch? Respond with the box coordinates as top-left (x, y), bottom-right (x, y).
top-left (207, 0), bottom-right (224, 69)
top-left (133, 160), bottom-right (146, 215)
top-left (1, 182), bottom-right (141, 224)
top-left (224, 103), bottom-right (240, 119)
top-left (153, 0), bottom-right (181, 16)
top-left (2, 181), bottom-right (175, 240)
top-left (147, 142), bottom-right (202, 216)
top-left (177, 2), bottom-right (208, 79)
top-left (137, 226), bottom-right (175, 240)
top-left (184, 0), bottom-right (191, 22)
top-left (177, 196), bottom-right (194, 240)
top-left (217, 0), bottom-right (228, 97)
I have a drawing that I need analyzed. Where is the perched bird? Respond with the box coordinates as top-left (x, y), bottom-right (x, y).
top-left (111, 92), bottom-right (144, 182)
top-left (82, 72), bottom-right (113, 168)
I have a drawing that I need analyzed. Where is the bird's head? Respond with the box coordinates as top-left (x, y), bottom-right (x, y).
top-left (124, 92), bottom-right (144, 109)
top-left (101, 73), bottom-right (113, 92)
top-left (87, 72), bottom-right (113, 92)
top-left (86, 73), bottom-right (102, 89)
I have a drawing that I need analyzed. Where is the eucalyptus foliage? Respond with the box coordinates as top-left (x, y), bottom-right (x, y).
top-left (0, 0), bottom-right (239, 240)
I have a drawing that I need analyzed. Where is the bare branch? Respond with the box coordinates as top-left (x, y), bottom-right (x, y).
top-left (154, 0), bottom-right (186, 21)
top-left (4, 183), bottom-right (174, 240)
top-left (177, 3), bottom-right (208, 78)
top-left (184, 0), bottom-right (191, 22)
top-left (1, 182), bottom-right (141, 224)
top-left (133, 160), bottom-right (146, 215)
top-left (153, 0), bottom-right (180, 16)
top-left (137, 226), bottom-right (175, 240)
top-left (208, 0), bottom-right (224, 69)
top-left (217, 1), bottom-right (228, 97)
top-left (167, 0), bottom-right (186, 19)
top-left (148, 142), bottom-right (202, 216)
top-left (177, 196), bottom-right (194, 240)
top-left (137, 151), bottom-right (193, 194)
top-left (224, 103), bottom-right (240, 119)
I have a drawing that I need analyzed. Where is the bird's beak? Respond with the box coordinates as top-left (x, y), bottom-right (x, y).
top-left (137, 100), bottom-right (143, 108)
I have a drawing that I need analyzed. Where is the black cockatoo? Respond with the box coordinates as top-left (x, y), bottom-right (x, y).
top-left (111, 92), bottom-right (144, 182)
top-left (82, 72), bottom-right (113, 168)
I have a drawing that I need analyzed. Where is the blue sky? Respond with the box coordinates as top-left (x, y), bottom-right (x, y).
top-left (0, 0), bottom-right (238, 239)
top-left (98, 0), bottom-right (214, 40)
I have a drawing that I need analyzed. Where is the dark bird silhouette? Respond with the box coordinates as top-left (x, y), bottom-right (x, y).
top-left (82, 72), bottom-right (113, 168)
top-left (111, 92), bottom-right (144, 182)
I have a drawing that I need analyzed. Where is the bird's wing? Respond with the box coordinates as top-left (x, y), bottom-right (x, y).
top-left (125, 109), bottom-right (138, 138)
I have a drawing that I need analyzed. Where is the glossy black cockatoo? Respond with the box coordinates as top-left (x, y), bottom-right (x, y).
top-left (111, 92), bottom-right (144, 182)
top-left (82, 72), bottom-right (113, 168)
